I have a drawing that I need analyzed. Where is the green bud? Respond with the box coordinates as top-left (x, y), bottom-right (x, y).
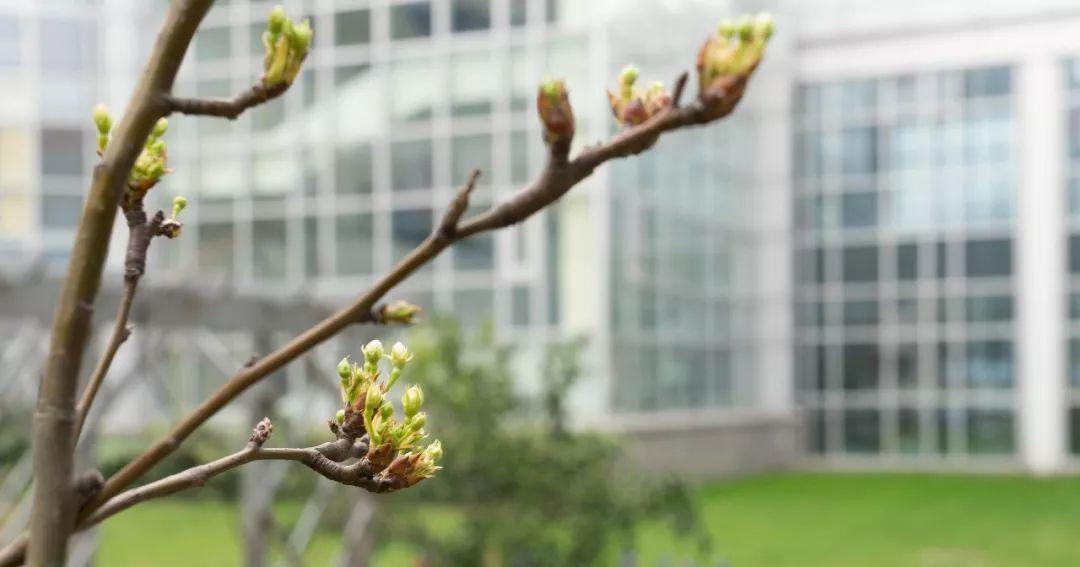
top-left (620, 64), bottom-right (639, 87)
top-left (717, 19), bottom-right (735, 39)
top-left (402, 385), bottom-right (423, 418)
top-left (145, 159), bottom-right (165, 180)
top-left (364, 383), bottom-right (384, 413)
top-left (289, 19), bottom-right (313, 54)
top-left (379, 400), bottom-right (394, 420)
top-left (267, 5), bottom-right (286, 35)
top-left (425, 440), bottom-right (443, 463)
top-left (172, 196), bottom-right (187, 218)
top-left (92, 104), bottom-right (111, 135)
top-left (735, 14), bottom-right (754, 41)
top-left (337, 356), bottom-right (352, 379)
top-left (410, 412), bottom-right (427, 431)
top-left (335, 409), bottom-right (346, 424)
top-left (540, 77), bottom-right (561, 102)
top-left (363, 340), bottom-right (384, 364)
top-left (753, 12), bottom-right (774, 41)
top-left (151, 117), bottom-right (168, 138)
top-left (390, 342), bottom-right (412, 368)
top-left (147, 139), bottom-right (165, 154)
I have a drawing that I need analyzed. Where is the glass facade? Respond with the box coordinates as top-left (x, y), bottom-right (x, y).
top-left (794, 67), bottom-right (1018, 457)
top-left (609, 126), bottom-right (756, 412)
top-left (160, 0), bottom-right (572, 341)
top-left (0, 7), bottom-right (99, 268)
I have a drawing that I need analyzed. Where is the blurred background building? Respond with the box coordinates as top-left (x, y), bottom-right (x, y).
top-left (5, 0), bottom-right (1080, 476)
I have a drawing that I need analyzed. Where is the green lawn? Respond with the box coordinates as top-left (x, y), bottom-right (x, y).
top-left (98, 473), bottom-right (1080, 566)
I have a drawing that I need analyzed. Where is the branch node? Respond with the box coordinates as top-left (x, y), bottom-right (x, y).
top-left (248, 417), bottom-right (273, 448)
top-left (435, 169), bottom-right (482, 242)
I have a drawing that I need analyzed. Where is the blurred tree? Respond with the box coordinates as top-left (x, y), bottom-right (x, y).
top-left (371, 317), bottom-right (709, 566)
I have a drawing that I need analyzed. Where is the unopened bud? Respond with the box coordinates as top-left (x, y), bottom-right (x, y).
top-left (151, 117), bottom-right (168, 138)
top-left (402, 385), bottom-right (423, 417)
top-left (390, 342), bottom-right (412, 367)
top-left (753, 12), bottom-right (774, 41)
top-left (289, 19), bottom-right (313, 54)
top-left (365, 383), bottom-right (384, 413)
top-left (717, 19), bottom-right (735, 39)
top-left (536, 78), bottom-right (575, 145)
top-left (335, 409), bottom-right (346, 424)
top-left (619, 65), bottom-right (639, 90)
top-left (363, 339), bottom-right (384, 363)
top-left (337, 356), bottom-right (352, 379)
top-left (249, 417), bottom-right (273, 447)
top-left (381, 300), bottom-right (423, 324)
top-left (267, 5), bottom-right (286, 35)
top-left (92, 105), bottom-right (111, 135)
top-left (735, 14), bottom-right (754, 41)
top-left (171, 196), bottom-right (187, 218)
top-left (425, 439), bottom-right (443, 463)
top-left (379, 400), bottom-right (394, 420)
top-left (410, 412), bottom-right (427, 431)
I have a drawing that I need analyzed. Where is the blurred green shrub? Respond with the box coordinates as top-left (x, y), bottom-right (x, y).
top-left (372, 316), bottom-right (709, 566)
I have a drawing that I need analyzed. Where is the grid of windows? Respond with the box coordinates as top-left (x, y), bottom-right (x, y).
top-left (793, 67), bottom-right (1018, 458)
top-left (0, 8), bottom-right (99, 267)
top-left (609, 124), bottom-right (756, 412)
top-left (160, 0), bottom-right (568, 335)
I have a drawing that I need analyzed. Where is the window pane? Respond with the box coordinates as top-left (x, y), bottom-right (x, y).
top-left (965, 295), bottom-right (1012, 322)
top-left (843, 344), bottom-right (878, 390)
top-left (511, 285), bottom-right (530, 326)
top-left (455, 234), bottom-right (493, 270)
top-left (841, 192), bottom-right (876, 228)
top-left (451, 134), bottom-right (491, 185)
top-left (451, 52), bottom-right (495, 116)
top-left (391, 3), bottom-right (431, 40)
top-left (392, 209), bottom-right (432, 261)
top-left (452, 0), bottom-right (490, 31)
top-left (335, 143), bottom-right (373, 194)
top-left (510, 0), bottom-right (528, 26)
top-left (967, 409), bottom-right (1014, 454)
top-left (966, 340), bottom-right (1012, 389)
top-left (841, 127), bottom-right (877, 174)
top-left (40, 19), bottom-right (92, 72)
top-left (842, 245), bottom-right (878, 282)
top-left (336, 213), bottom-right (374, 275)
top-left (391, 140), bottom-right (433, 190)
top-left (41, 194), bottom-right (82, 228)
top-left (253, 220), bottom-right (287, 280)
top-left (196, 26), bottom-right (230, 61)
top-left (40, 129), bottom-right (83, 176)
top-left (897, 243), bottom-right (918, 280)
top-left (965, 238), bottom-right (1011, 277)
top-left (335, 9), bottom-right (370, 45)
top-left (898, 408), bottom-right (920, 453)
top-left (390, 57), bottom-right (434, 122)
top-left (844, 409), bottom-right (880, 453)
top-left (963, 66), bottom-right (1011, 98)
top-left (198, 222), bottom-right (234, 276)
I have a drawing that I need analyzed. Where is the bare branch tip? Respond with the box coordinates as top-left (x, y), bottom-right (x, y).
top-left (672, 72), bottom-right (689, 107)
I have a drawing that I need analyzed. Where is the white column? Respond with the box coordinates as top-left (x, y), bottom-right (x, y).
top-left (1017, 54), bottom-right (1067, 474)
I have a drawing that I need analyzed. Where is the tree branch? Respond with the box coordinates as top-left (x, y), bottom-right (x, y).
top-left (81, 68), bottom-right (756, 528)
top-left (27, 0), bottom-right (214, 564)
top-left (73, 205), bottom-right (164, 441)
top-left (163, 79), bottom-right (291, 120)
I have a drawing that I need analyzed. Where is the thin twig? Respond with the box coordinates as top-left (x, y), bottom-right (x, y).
top-left (73, 205), bottom-right (163, 441)
top-left (27, 0), bottom-right (215, 563)
top-left (163, 80), bottom-right (291, 120)
top-left (81, 68), bottom-right (757, 528)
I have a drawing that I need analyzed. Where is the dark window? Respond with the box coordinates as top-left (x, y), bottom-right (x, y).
top-left (335, 9), bottom-right (370, 45)
top-left (963, 66), bottom-right (1011, 98)
top-left (391, 3), bottom-right (432, 39)
top-left (840, 127), bottom-right (877, 174)
top-left (842, 245), bottom-right (878, 282)
top-left (841, 192), bottom-right (876, 228)
top-left (966, 340), bottom-right (1013, 389)
top-left (843, 344), bottom-right (878, 390)
top-left (844, 409), bottom-right (880, 453)
top-left (965, 238), bottom-right (1011, 277)
top-left (967, 409), bottom-right (1014, 454)
top-left (452, 0), bottom-right (490, 31)
top-left (897, 243), bottom-right (918, 280)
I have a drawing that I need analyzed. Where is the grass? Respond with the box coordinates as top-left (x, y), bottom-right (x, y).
top-left (98, 473), bottom-right (1080, 566)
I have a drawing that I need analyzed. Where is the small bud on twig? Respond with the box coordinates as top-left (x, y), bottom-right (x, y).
top-left (380, 300), bottom-right (423, 325)
top-left (249, 417), bottom-right (273, 448)
top-left (537, 77), bottom-right (575, 146)
top-left (402, 384), bottom-right (423, 418)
